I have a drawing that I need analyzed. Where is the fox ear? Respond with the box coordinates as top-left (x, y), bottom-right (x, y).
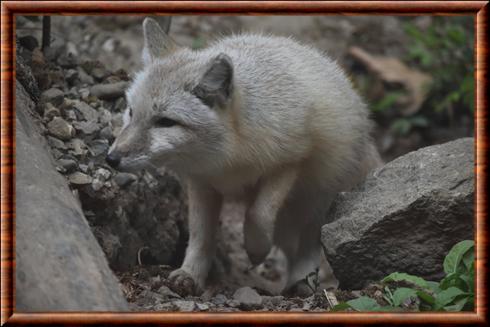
top-left (193, 54), bottom-right (234, 108)
top-left (142, 17), bottom-right (179, 65)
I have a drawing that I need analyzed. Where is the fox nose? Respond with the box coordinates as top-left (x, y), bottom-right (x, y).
top-left (106, 153), bottom-right (121, 168)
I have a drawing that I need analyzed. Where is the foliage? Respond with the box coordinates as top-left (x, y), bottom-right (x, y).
top-left (331, 240), bottom-right (475, 312)
top-left (372, 17), bottom-right (474, 136)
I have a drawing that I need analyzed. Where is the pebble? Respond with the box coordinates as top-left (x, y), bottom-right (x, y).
top-left (95, 167), bottom-right (111, 180)
top-left (91, 178), bottom-right (104, 191)
top-left (157, 285), bottom-right (181, 299)
top-left (47, 117), bottom-right (74, 141)
top-left (99, 126), bottom-right (113, 140)
top-left (43, 103), bottom-right (61, 121)
top-left (78, 67), bottom-right (94, 85)
top-left (233, 287), bottom-right (262, 310)
top-left (57, 158), bottom-right (78, 173)
top-left (46, 136), bottom-right (66, 150)
top-left (90, 139), bottom-right (109, 156)
top-left (90, 81), bottom-right (128, 100)
top-left (114, 172), bottom-right (137, 187)
top-left (172, 300), bottom-right (196, 312)
top-left (196, 302), bottom-right (210, 311)
top-left (66, 138), bottom-right (88, 157)
top-left (74, 101), bottom-right (99, 122)
top-left (68, 171), bottom-right (92, 185)
top-left (41, 88), bottom-right (64, 106)
top-left (73, 120), bottom-right (100, 135)
top-left (213, 293), bottom-right (227, 305)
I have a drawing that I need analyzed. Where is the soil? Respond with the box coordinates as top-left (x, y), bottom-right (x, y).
top-left (15, 15), bottom-right (473, 312)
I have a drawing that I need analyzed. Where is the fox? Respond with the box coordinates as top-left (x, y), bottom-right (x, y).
top-left (107, 17), bottom-right (382, 295)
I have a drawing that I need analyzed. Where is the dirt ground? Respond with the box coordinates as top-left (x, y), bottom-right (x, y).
top-left (16, 15), bottom-right (473, 312)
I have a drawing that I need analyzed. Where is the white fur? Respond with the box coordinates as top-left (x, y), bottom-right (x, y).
top-left (109, 20), bottom-right (382, 294)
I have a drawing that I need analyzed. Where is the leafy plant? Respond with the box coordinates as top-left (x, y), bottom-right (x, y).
top-left (404, 17), bottom-right (474, 116)
top-left (331, 240), bottom-right (475, 312)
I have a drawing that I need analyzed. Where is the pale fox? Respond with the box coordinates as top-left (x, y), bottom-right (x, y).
top-left (107, 17), bottom-right (382, 295)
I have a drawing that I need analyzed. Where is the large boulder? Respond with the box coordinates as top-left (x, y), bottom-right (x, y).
top-left (15, 80), bottom-right (129, 311)
top-left (322, 138), bottom-right (474, 290)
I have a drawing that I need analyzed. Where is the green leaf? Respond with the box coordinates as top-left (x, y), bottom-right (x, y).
top-left (331, 302), bottom-right (351, 311)
top-left (443, 297), bottom-right (468, 312)
top-left (416, 290), bottom-right (436, 305)
top-left (383, 272), bottom-right (429, 289)
top-left (440, 272), bottom-right (465, 290)
top-left (443, 240), bottom-right (474, 275)
top-left (462, 248), bottom-right (475, 271)
top-left (392, 287), bottom-right (418, 307)
top-left (434, 287), bottom-right (467, 310)
top-left (426, 281), bottom-right (441, 294)
top-left (346, 296), bottom-right (382, 311)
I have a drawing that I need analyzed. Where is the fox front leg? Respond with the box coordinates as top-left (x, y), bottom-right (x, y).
top-left (244, 166), bottom-right (298, 265)
top-left (169, 181), bottom-right (222, 295)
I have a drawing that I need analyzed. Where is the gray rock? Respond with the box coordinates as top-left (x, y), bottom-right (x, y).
top-left (16, 80), bottom-right (128, 311)
top-left (196, 302), bottom-right (210, 311)
top-left (90, 81), bottom-right (128, 100)
top-left (68, 171), bottom-right (93, 185)
top-left (66, 138), bottom-right (88, 157)
top-left (232, 286), bottom-right (262, 310)
top-left (74, 101), bottom-right (99, 122)
top-left (47, 117), bottom-right (74, 141)
top-left (157, 285), bottom-right (181, 299)
top-left (114, 172), bottom-right (137, 188)
top-left (89, 139), bottom-right (109, 157)
top-left (46, 136), bottom-right (66, 150)
top-left (173, 300), bottom-right (195, 312)
top-left (41, 88), bottom-right (64, 106)
top-left (43, 103), bottom-right (61, 121)
top-left (322, 138), bottom-right (475, 289)
top-left (73, 120), bottom-right (100, 135)
top-left (57, 159), bottom-right (78, 173)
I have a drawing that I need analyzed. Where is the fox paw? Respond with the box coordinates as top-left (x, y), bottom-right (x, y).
top-left (250, 246), bottom-right (289, 295)
top-left (168, 268), bottom-right (199, 296)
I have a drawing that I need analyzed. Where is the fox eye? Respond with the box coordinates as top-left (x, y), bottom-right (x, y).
top-left (154, 117), bottom-right (178, 128)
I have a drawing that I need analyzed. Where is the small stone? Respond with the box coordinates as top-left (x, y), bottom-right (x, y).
top-left (196, 302), bottom-right (209, 311)
top-left (90, 139), bottom-right (109, 156)
top-left (99, 109), bottom-right (112, 125)
top-left (41, 88), bottom-right (64, 106)
top-left (68, 172), bottom-right (92, 185)
top-left (46, 136), bottom-right (66, 150)
top-left (73, 120), bottom-right (100, 135)
top-left (44, 103), bottom-right (61, 121)
top-left (66, 138), bottom-right (88, 157)
top-left (78, 67), bottom-right (94, 85)
top-left (233, 287), bottom-right (262, 310)
top-left (90, 81), bottom-right (128, 100)
top-left (157, 285), bottom-right (181, 299)
top-left (79, 164), bottom-right (89, 173)
top-left (74, 101), bottom-right (99, 122)
top-left (213, 294), bottom-right (227, 305)
top-left (99, 126), bottom-right (113, 140)
top-left (47, 117), bottom-right (74, 141)
top-left (173, 300), bottom-right (195, 312)
top-left (91, 178), bottom-right (104, 191)
top-left (57, 159), bottom-right (77, 173)
top-left (114, 172), bottom-right (137, 188)
top-left (64, 109), bottom-right (77, 122)
top-left (95, 167), bottom-right (111, 180)
top-left (91, 67), bottom-right (108, 81)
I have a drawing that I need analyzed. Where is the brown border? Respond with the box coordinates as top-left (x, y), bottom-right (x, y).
top-left (1, 1), bottom-right (488, 325)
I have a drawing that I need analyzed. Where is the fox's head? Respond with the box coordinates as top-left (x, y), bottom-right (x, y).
top-left (107, 18), bottom-right (235, 175)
